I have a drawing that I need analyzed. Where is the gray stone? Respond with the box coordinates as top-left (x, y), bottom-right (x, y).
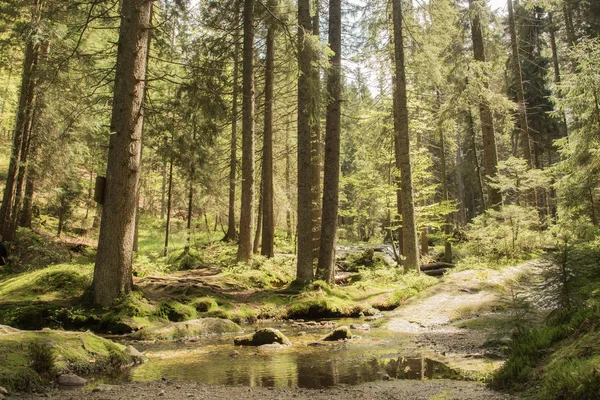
top-left (125, 345), bottom-right (147, 363)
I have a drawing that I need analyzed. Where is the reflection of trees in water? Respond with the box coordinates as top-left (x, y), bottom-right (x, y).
top-left (127, 347), bottom-right (460, 388)
top-left (297, 358), bottom-right (336, 388)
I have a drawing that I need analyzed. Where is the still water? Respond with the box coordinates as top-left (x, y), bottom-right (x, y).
top-left (109, 319), bottom-right (460, 389)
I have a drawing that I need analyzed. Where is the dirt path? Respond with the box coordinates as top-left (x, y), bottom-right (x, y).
top-left (19, 380), bottom-right (513, 400)
top-left (385, 260), bottom-right (547, 378)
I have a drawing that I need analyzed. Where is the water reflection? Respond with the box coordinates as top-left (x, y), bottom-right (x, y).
top-left (105, 320), bottom-right (461, 389)
top-left (111, 345), bottom-right (459, 389)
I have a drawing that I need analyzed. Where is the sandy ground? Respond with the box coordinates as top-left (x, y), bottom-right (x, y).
top-left (17, 380), bottom-right (514, 400)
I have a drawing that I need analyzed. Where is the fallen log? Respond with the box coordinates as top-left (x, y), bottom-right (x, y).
top-left (420, 262), bottom-right (455, 272)
top-left (334, 272), bottom-right (352, 285)
top-left (422, 268), bottom-right (448, 277)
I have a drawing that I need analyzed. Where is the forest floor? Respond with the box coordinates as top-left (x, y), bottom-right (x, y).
top-left (16, 379), bottom-right (511, 400)
top-left (6, 255), bottom-right (549, 399)
top-left (387, 260), bottom-right (548, 380)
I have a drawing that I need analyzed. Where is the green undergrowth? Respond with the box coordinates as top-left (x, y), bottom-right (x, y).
top-left (366, 271), bottom-right (437, 310)
top-left (220, 254), bottom-right (295, 289)
top-left (0, 328), bottom-right (132, 392)
top-left (492, 306), bottom-right (600, 399)
top-left (492, 241), bottom-right (600, 399)
top-left (0, 263), bottom-right (92, 303)
top-left (287, 280), bottom-right (378, 319)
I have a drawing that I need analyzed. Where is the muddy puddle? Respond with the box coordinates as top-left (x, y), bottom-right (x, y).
top-left (105, 319), bottom-right (461, 389)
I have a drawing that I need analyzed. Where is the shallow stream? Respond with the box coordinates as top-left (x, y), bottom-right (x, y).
top-left (104, 318), bottom-right (462, 389)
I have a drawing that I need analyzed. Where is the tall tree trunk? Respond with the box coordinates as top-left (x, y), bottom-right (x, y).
top-left (133, 19), bottom-right (152, 253)
top-left (0, 0), bottom-right (42, 241)
top-left (236, 0), bottom-right (256, 262)
top-left (438, 103), bottom-right (452, 263)
top-left (261, 22), bottom-right (275, 258)
top-left (392, 0), bottom-right (419, 272)
top-left (225, 1), bottom-right (241, 242)
top-left (253, 179), bottom-right (263, 254)
top-left (456, 146), bottom-right (467, 226)
top-left (20, 169), bottom-right (35, 228)
top-left (507, 0), bottom-right (533, 166)
top-left (549, 12), bottom-right (568, 138)
top-left (467, 109), bottom-right (486, 212)
top-left (185, 162), bottom-right (194, 253)
top-left (285, 118), bottom-right (293, 240)
top-left (164, 151), bottom-right (173, 257)
top-left (562, 0), bottom-right (576, 47)
top-left (92, 0), bottom-right (153, 307)
top-left (468, 0), bottom-right (502, 209)
top-left (392, 81), bottom-right (403, 257)
top-left (310, 0), bottom-right (322, 261)
top-left (297, 0), bottom-right (314, 281)
top-left (160, 136), bottom-right (167, 220)
top-left (316, 0), bottom-right (341, 284)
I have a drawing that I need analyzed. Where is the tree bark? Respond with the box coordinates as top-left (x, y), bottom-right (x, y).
top-left (310, 0), bottom-right (322, 261)
top-left (261, 22), bottom-right (275, 258)
top-left (185, 157), bottom-right (195, 254)
top-left (316, 0), bottom-right (341, 284)
top-left (92, 0), bottom-right (153, 307)
top-left (224, 1), bottom-right (241, 242)
top-left (468, 0), bottom-right (502, 209)
top-left (254, 172), bottom-right (263, 254)
top-left (392, 0), bottom-right (419, 272)
top-left (285, 118), bottom-right (293, 240)
top-left (297, 0), bottom-right (314, 280)
top-left (562, 1), bottom-right (576, 47)
top-left (548, 12), bottom-right (568, 138)
top-left (507, 0), bottom-right (533, 166)
top-left (164, 151), bottom-right (173, 257)
top-left (236, 0), bottom-right (256, 262)
top-left (160, 137), bottom-right (167, 221)
top-left (0, 0), bottom-right (42, 241)
top-left (438, 108), bottom-right (452, 263)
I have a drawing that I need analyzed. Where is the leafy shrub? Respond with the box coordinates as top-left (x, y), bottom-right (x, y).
top-left (465, 205), bottom-right (548, 260)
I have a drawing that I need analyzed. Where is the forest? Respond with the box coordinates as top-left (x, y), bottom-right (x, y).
top-left (0, 0), bottom-right (599, 398)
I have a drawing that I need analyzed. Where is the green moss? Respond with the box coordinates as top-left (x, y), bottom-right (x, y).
top-left (157, 300), bottom-right (197, 322)
top-left (287, 292), bottom-right (377, 319)
top-left (0, 329), bottom-right (132, 392)
top-left (189, 296), bottom-right (219, 312)
top-left (205, 304), bottom-right (258, 324)
top-left (233, 328), bottom-right (290, 346)
top-left (372, 272), bottom-right (437, 310)
top-left (323, 326), bottom-right (353, 341)
top-left (0, 263), bottom-right (93, 303)
top-left (0, 303), bottom-right (101, 331)
top-left (492, 305), bottom-right (600, 398)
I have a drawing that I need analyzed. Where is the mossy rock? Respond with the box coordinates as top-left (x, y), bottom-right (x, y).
top-left (323, 326), bottom-right (352, 341)
top-left (157, 301), bottom-right (197, 322)
top-left (189, 297), bottom-right (218, 312)
top-left (0, 327), bottom-right (132, 392)
top-left (234, 328), bottom-right (291, 346)
top-left (131, 318), bottom-right (242, 340)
